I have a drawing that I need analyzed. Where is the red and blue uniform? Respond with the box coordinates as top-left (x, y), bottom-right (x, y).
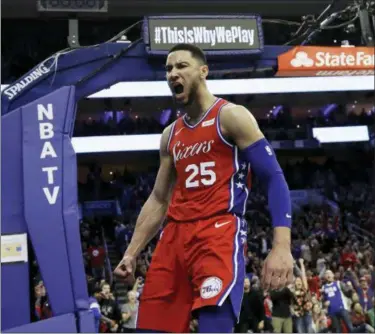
top-left (137, 98), bottom-right (249, 333)
top-left (167, 97), bottom-right (252, 221)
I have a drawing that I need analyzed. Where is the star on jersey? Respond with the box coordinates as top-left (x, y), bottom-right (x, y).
top-left (235, 164), bottom-right (249, 190)
top-left (241, 219), bottom-right (247, 228)
top-left (240, 227), bottom-right (247, 245)
top-left (238, 172), bottom-right (245, 180)
top-left (236, 181), bottom-right (244, 189)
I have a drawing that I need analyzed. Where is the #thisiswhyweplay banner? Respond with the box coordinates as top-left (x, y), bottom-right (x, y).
top-left (143, 15), bottom-right (264, 56)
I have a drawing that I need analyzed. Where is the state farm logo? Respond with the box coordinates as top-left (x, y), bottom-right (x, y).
top-left (290, 50), bottom-right (374, 68)
top-left (291, 52), bottom-right (314, 67)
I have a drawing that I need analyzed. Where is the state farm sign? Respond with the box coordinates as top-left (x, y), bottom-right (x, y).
top-left (277, 46), bottom-right (375, 77)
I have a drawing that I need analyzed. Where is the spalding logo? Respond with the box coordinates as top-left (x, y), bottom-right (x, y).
top-left (200, 276), bottom-right (223, 299)
top-left (3, 55), bottom-right (56, 101)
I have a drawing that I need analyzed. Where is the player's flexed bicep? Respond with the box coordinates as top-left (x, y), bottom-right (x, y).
top-left (114, 125), bottom-right (176, 280)
top-left (220, 104), bottom-right (294, 291)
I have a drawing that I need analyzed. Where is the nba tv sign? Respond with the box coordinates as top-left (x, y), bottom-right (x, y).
top-left (143, 15), bottom-right (264, 56)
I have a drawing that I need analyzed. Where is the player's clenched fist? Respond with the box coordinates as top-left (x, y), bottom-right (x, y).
top-left (261, 245), bottom-right (294, 291)
top-left (114, 254), bottom-right (136, 283)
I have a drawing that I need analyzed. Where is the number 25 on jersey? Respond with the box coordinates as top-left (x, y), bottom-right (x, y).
top-left (185, 161), bottom-right (216, 189)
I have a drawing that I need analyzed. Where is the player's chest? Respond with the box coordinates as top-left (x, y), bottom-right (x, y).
top-left (171, 135), bottom-right (217, 167)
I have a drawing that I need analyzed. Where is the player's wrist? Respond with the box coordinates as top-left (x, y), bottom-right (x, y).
top-left (272, 226), bottom-right (291, 249)
top-left (124, 244), bottom-right (142, 259)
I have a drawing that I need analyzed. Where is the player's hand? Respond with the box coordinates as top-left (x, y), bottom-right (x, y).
top-left (114, 254), bottom-right (136, 283)
top-left (261, 245), bottom-right (294, 291)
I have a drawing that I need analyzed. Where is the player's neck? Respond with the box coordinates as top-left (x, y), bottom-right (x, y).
top-left (184, 87), bottom-right (216, 124)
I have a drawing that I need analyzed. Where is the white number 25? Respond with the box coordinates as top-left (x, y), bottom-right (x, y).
top-left (185, 161), bottom-right (216, 188)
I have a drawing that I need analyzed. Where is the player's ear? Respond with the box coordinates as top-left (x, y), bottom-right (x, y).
top-left (200, 64), bottom-right (209, 80)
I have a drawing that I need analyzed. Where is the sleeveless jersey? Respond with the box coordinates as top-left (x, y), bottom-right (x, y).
top-left (322, 281), bottom-right (348, 315)
top-left (166, 98), bottom-right (251, 222)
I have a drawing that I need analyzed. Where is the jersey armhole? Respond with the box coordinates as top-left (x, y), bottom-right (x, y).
top-left (216, 103), bottom-right (234, 147)
top-left (166, 120), bottom-right (177, 154)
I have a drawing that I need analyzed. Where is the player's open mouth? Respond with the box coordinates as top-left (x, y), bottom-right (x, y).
top-left (173, 83), bottom-right (184, 95)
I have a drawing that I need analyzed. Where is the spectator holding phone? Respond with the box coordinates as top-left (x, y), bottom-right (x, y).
top-left (98, 283), bottom-right (121, 333)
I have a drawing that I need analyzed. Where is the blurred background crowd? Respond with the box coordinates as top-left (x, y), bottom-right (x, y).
top-left (2, 6), bottom-right (374, 334)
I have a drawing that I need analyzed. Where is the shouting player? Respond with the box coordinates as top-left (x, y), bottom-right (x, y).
top-left (114, 43), bottom-right (294, 333)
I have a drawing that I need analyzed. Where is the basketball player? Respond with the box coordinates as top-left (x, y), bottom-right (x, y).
top-left (114, 43), bottom-right (294, 333)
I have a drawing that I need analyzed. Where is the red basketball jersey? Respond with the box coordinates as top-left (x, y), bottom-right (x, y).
top-left (167, 98), bottom-right (252, 222)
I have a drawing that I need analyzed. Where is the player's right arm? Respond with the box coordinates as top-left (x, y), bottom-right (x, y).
top-left (114, 124), bottom-right (176, 279)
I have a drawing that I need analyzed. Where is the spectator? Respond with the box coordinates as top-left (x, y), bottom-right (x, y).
top-left (351, 301), bottom-right (375, 332)
top-left (120, 291), bottom-right (139, 333)
top-left (34, 281), bottom-right (52, 320)
top-left (316, 251), bottom-right (327, 277)
top-left (347, 266), bottom-right (375, 312)
top-left (98, 283), bottom-right (121, 333)
top-left (301, 239), bottom-right (313, 263)
top-left (307, 269), bottom-right (323, 300)
top-left (321, 270), bottom-right (354, 333)
top-left (236, 277), bottom-right (265, 333)
top-left (263, 291), bottom-right (273, 331)
top-left (340, 245), bottom-right (358, 270)
top-left (270, 287), bottom-right (294, 333)
top-left (311, 303), bottom-right (330, 333)
top-left (292, 259), bottom-right (313, 333)
top-left (88, 281), bottom-right (102, 333)
top-left (88, 237), bottom-right (106, 282)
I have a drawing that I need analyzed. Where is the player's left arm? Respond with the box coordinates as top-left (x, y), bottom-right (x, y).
top-left (220, 104), bottom-right (294, 289)
top-left (220, 104), bottom-right (292, 237)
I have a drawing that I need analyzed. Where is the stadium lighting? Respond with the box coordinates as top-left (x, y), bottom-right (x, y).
top-left (1, 75), bottom-right (374, 99)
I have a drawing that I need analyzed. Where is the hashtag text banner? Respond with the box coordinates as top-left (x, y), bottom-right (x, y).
top-left (143, 16), bottom-right (264, 56)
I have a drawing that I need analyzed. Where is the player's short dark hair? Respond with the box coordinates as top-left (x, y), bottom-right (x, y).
top-left (168, 43), bottom-right (207, 65)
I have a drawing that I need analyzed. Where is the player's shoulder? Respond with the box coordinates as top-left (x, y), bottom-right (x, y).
top-left (220, 102), bottom-right (255, 128)
top-left (159, 122), bottom-right (174, 153)
top-left (162, 121), bottom-right (176, 137)
top-left (220, 102), bottom-right (251, 119)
